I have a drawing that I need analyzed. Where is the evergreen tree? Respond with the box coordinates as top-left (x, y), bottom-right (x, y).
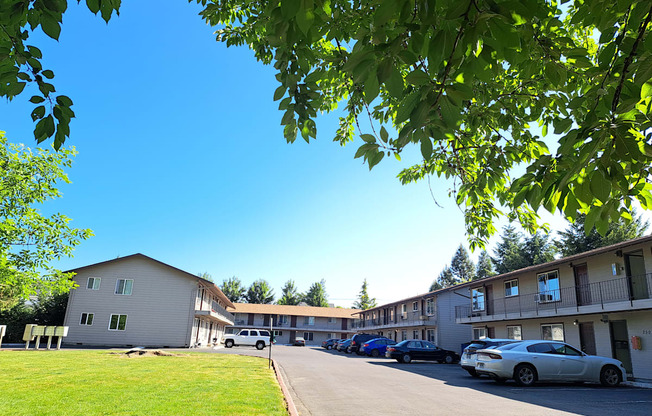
top-left (557, 213), bottom-right (649, 257)
top-left (492, 225), bottom-right (529, 274)
top-left (303, 280), bottom-right (328, 307)
top-left (277, 280), bottom-right (302, 305)
top-left (245, 279), bottom-right (275, 304)
top-left (476, 251), bottom-right (495, 280)
top-left (429, 266), bottom-right (457, 291)
top-left (521, 232), bottom-right (557, 266)
top-left (450, 244), bottom-right (476, 282)
top-left (353, 279), bottom-right (377, 310)
top-left (220, 276), bottom-right (246, 303)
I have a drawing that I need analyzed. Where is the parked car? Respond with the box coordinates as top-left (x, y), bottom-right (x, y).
top-left (350, 333), bottom-right (383, 355)
top-left (337, 339), bottom-right (352, 352)
top-left (322, 338), bottom-right (339, 350)
top-left (386, 340), bottom-right (460, 364)
top-left (222, 329), bottom-right (270, 350)
top-left (293, 337), bottom-right (306, 346)
top-left (475, 340), bottom-right (626, 387)
top-left (460, 338), bottom-right (518, 377)
top-left (361, 338), bottom-right (397, 357)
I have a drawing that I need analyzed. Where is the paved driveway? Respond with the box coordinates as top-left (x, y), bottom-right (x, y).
top-left (213, 345), bottom-right (651, 416)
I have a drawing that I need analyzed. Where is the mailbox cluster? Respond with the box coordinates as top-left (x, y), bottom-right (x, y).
top-left (22, 324), bottom-right (69, 350)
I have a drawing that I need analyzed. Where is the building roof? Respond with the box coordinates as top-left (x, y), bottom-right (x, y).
top-left (231, 303), bottom-right (361, 318)
top-left (65, 253), bottom-right (235, 309)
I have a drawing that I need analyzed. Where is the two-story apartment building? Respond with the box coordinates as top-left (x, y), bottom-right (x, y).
top-left (63, 254), bottom-right (235, 348)
top-left (353, 287), bottom-right (470, 352)
top-left (454, 235), bottom-right (652, 381)
top-left (228, 303), bottom-right (361, 345)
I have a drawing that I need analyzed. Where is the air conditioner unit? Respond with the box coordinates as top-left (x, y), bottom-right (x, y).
top-left (536, 293), bottom-right (554, 303)
top-left (419, 315), bottom-right (428, 320)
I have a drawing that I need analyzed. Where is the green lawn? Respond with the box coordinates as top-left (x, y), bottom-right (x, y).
top-left (0, 350), bottom-right (287, 416)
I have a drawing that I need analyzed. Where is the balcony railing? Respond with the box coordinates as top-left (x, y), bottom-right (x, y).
top-left (351, 312), bottom-right (436, 330)
top-left (455, 273), bottom-right (652, 321)
top-left (197, 301), bottom-right (235, 323)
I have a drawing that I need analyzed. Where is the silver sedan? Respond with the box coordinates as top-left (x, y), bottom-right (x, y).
top-left (475, 340), bottom-right (626, 387)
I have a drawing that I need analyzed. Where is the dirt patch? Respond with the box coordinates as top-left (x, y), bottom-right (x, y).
top-left (111, 349), bottom-right (187, 357)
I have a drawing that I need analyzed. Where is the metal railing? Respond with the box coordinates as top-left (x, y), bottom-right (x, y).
top-left (196, 301), bottom-right (235, 322)
top-left (455, 273), bottom-right (652, 320)
top-left (351, 312), bottom-right (436, 330)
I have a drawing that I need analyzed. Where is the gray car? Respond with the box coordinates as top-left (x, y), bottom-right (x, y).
top-left (460, 338), bottom-right (517, 377)
top-left (475, 340), bottom-right (626, 387)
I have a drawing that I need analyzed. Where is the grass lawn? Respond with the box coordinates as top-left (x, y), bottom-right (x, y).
top-left (0, 350), bottom-right (287, 416)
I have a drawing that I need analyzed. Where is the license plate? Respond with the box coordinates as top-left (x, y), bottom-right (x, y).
top-left (477, 362), bottom-right (485, 368)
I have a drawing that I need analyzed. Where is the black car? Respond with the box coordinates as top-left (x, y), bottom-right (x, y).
top-left (337, 339), bottom-right (352, 352)
top-left (386, 340), bottom-right (460, 364)
top-left (350, 333), bottom-right (385, 355)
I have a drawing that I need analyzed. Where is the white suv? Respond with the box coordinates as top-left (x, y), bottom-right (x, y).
top-left (222, 329), bottom-right (271, 350)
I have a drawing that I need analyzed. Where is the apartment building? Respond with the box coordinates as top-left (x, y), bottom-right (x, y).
top-left (354, 287), bottom-right (470, 352)
top-left (454, 235), bottom-right (652, 381)
top-left (63, 254), bottom-right (235, 348)
top-left (228, 303), bottom-right (360, 345)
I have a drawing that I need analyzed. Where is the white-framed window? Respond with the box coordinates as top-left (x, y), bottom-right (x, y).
top-left (87, 277), bottom-right (101, 290)
top-left (541, 323), bottom-right (564, 341)
top-left (80, 313), bottom-right (94, 326)
top-left (537, 271), bottom-right (560, 302)
top-left (507, 325), bottom-right (522, 340)
top-left (328, 317), bottom-right (337, 323)
top-left (108, 314), bottom-right (127, 331)
top-left (412, 330), bottom-right (419, 339)
top-left (327, 333), bottom-right (335, 339)
top-left (401, 304), bottom-right (407, 318)
top-left (304, 316), bottom-right (315, 326)
top-left (472, 287), bottom-right (485, 311)
top-left (115, 279), bottom-right (133, 295)
top-left (473, 327), bottom-right (487, 339)
top-left (401, 330), bottom-right (407, 341)
top-left (426, 298), bottom-right (435, 315)
top-left (279, 315), bottom-right (289, 325)
top-left (504, 279), bottom-right (519, 297)
top-left (426, 329), bottom-right (435, 342)
top-left (273, 330), bottom-right (283, 336)
top-left (412, 301), bottom-right (419, 311)
top-left (303, 332), bottom-right (314, 341)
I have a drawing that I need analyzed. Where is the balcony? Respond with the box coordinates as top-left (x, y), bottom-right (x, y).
top-left (455, 274), bottom-right (652, 323)
top-left (231, 320), bottom-right (354, 333)
top-left (195, 302), bottom-right (235, 326)
top-left (351, 312), bottom-right (436, 330)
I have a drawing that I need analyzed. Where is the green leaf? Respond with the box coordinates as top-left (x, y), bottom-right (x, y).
top-left (40, 15), bottom-right (61, 40)
top-left (385, 64), bottom-right (403, 98)
top-left (273, 85), bottom-right (286, 101)
top-left (295, 6), bottom-right (315, 35)
top-left (29, 96), bottom-right (45, 104)
top-left (380, 126), bottom-right (389, 142)
top-left (55, 95), bottom-right (73, 107)
top-left (361, 134), bottom-right (376, 144)
top-left (420, 137), bottom-right (433, 159)
top-left (86, 0), bottom-right (100, 14)
top-left (41, 70), bottom-right (55, 79)
top-left (281, 0), bottom-right (301, 18)
top-left (589, 170), bottom-right (611, 203)
top-left (363, 72), bottom-right (379, 104)
top-left (368, 150), bottom-right (384, 170)
top-left (406, 69), bottom-right (430, 86)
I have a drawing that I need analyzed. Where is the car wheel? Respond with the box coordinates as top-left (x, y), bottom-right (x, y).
top-left (466, 369), bottom-right (480, 378)
top-left (326, 345), bottom-right (332, 350)
top-left (346, 347), bottom-right (352, 354)
top-left (370, 349), bottom-right (380, 358)
top-left (225, 339), bottom-right (234, 348)
top-left (600, 365), bottom-right (621, 387)
top-left (514, 364), bottom-right (537, 387)
top-left (255, 341), bottom-right (265, 350)
top-left (444, 354), bottom-right (455, 364)
top-left (402, 354), bottom-right (412, 364)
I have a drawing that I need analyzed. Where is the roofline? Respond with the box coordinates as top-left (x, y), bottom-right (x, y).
top-left (65, 253), bottom-right (235, 309)
top-left (231, 302), bottom-right (361, 317)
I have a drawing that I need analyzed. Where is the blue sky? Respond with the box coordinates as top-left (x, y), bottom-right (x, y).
top-left (2, 2), bottom-right (646, 306)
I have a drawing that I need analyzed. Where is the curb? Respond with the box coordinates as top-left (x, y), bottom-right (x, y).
top-left (623, 380), bottom-right (652, 389)
top-left (271, 358), bottom-right (299, 416)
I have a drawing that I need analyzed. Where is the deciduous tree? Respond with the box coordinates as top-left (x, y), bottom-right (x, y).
top-left (245, 279), bottom-right (275, 304)
top-left (220, 276), bottom-right (246, 303)
top-left (277, 280), bottom-right (302, 305)
top-left (303, 280), bottom-right (329, 307)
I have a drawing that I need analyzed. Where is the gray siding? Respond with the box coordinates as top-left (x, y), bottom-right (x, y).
top-left (63, 256), bottom-right (196, 347)
top-left (436, 290), bottom-right (472, 353)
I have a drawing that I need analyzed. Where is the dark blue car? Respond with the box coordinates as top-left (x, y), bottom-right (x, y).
top-left (361, 337), bottom-right (397, 357)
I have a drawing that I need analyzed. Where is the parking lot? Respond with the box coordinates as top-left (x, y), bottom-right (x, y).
top-left (214, 345), bottom-right (652, 416)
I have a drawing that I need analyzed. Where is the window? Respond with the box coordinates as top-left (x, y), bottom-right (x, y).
top-left (426, 298), bottom-right (435, 315)
top-left (259, 330), bottom-right (270, 337)
top-left (541, 323), bottom-right (564, 341)
top-left (240, 330), bottom-right (249, 336)
top-left (407, 341), bottom-right (422, 348)
top-left (527, 343), bottom-right (555, 353)
top-left (412, 330), bottom-right (419, 339)
top-left (537, 271), bottom-right (560, 302)
top-left (328, 317), bottom-right (337, 323)
top-left (507, 325), bottom-right (522, 340)
top-left (504, 279), bottom-right (519, 297)
top-left (304, 316), bottom-right (315, 326)
top-left (115, 279), bottom-right (133, 295)
top-left (401, 330), bottom-right (407, 341)
top-left (327, 333), bottom-right (334, 339)
top-left (473, 327), bottom-right (487, 339)
top-left (551, 343), bottom-right (582, 356)
top-left (87, 277), bottom-right (101, 290)
top-left (303, 332), bottom-right (314, 341)
top-left (108, 314), bottom-right (127, 331)
top-left (401, 304), bottom-right (407, 318)
top-left (80, 313), bottom-right (94, 325)
top-left (471, 287), bottom-right (485, 311)
top-left (427, 329), bottom-right (435, 342)
top-left (279, 315), bottom-right (288, 325)
top-left (412, 301), bottom-right (419, 311)
top-left (250, 330), bottom-right (259, 336)
top-left (273, 330), bottom-right (283, 336)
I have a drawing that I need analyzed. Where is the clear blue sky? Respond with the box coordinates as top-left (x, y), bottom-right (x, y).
top-left (1, 2), bottom-right (647, 306)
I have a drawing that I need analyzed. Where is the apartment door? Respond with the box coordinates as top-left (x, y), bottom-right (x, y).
top-left (624, 250), bottom-right (649, 300)
top-left (610, 320), bottom-right (633, 376)
top-left (573, 264), bottom-right (591, 305)
top-left (289, 331), bottom-right (296, 344)
top-left (485, 285), bottom-right (493, 315)
top-left (578, 322), bottom-right (596, 355)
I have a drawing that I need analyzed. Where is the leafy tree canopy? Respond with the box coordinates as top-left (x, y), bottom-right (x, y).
top-left (245, 279), bottom-right (275, 304)
top-left (0, 134), bottom-right (91, 310)
top-left (277, 279), bottom-right (302, 305)
top-left (353, 278), bottom-right (377, 309)
top-left (197, 271), bottom-right (213, 282)
top-left (192, 0), bottom-right (652, 248)
top-left (220, 276), bottom-right (246, 303)
top-left (303, 279), bottom-right (329, 307)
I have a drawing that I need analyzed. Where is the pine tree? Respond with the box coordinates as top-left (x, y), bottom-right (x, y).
top-left (521, 231), bottom-right (557, 266)
top-left (476, 250), bottom-right (495, 280)
top-left (430, 266), bottom-right (458, 291)
top-left (220, 276), bottom-right (245, 303)
top-left (492, 225), bottom-right (528, 274)
top-left (277, 280), bottom-right (302, 305)
top-left (303, 280), bottom-right (328, 307)
top-left (450, 244), bottom-right (476, 282)
top-left (245, 279), bottom-right (275, 304)
top-left (353, 279), bottom-right (377, 310)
